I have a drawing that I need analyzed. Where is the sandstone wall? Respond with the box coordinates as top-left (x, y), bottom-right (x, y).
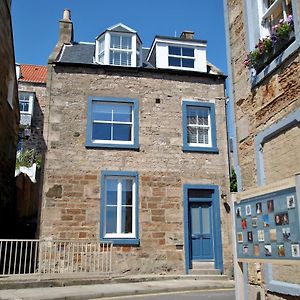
top-left (0, 0), bottom-right (19, 237)
top-left (18, 82), bottom-right (47, 154)
top-left (40, 65), bottom-right (232, 274)
top-left (226, 0), bottom-right (300, 297)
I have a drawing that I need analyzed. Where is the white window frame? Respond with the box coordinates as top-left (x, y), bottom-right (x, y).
top-left (187, 106), bottom-right (212, 147)
top-left (258, 0), bottom-right (292, 38)
top-left (97, 37), bottom-right (105, 64)
top-left (92, 101), bottom-right (134, 145)
top-left (19, 92), bottom-right (34, 115)
top-left (109, 33), bottom-right (133, 66)
top-left (104, 176), bottom-right (136, 239)
top-left (168, 46), bottom-right (195, 69)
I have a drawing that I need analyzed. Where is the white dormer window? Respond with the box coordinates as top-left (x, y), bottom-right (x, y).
top-left (95, 23), bottom-right (142, 67)
top-left (147, 36), bottom-right (207, 72)
top-left (168, 46), bottom-right (194, 68)
top-left (109, 34), bottom-right (132, 66)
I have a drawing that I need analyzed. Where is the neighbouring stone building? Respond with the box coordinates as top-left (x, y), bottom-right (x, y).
top-left (0, 0), bottom-right (20, 237)
top-left (40, 9), bottom-right (233, 275)
top-left (224, 0), bottom-right (300, 298)
top-left (15, 64), bottom-right (47, 238)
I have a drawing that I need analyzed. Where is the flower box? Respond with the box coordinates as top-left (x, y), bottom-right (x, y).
top-left (244, 15), bottom-right (295, 73)
top-left (253, 30), bottom-right (295, 73)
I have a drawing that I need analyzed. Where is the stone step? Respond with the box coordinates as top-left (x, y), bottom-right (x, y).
top-left (192, 261), bottom-right (215, 269)
top-left (188, 269), bottom-right (221, 275)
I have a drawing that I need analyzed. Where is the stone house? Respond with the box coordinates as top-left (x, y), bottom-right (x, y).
top-left (224, 0), bottom-right (300, 298)
top-left (15, 64), bottom-right (47, 238)
top-left (0, 0), bottom-right (20, 238)
top-left (40, 9), bottom-right (232, 275)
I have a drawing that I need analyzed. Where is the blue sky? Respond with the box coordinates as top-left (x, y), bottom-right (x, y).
top-left (11, 0), bottom-right (227, 74)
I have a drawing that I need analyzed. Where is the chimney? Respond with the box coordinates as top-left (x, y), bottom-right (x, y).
top-left (180, 31), bottom-right (195, 40)
top-left (58, 9), bottom-right (73, 44)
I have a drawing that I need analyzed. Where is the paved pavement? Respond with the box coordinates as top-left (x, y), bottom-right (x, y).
top-left (91, 289), bottom-right (235, 300)
top-left (0, 279), bottom-right (235, 300)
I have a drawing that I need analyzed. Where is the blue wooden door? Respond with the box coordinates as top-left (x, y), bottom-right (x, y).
top-left (190, 202), bottom-right (213, 260)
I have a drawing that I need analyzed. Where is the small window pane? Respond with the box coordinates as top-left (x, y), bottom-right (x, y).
top-left (99, 52), bottom-right (104, 64)
top-left (122, 36), bottom-right (132, 50)
top-left (113, 124), bottom-right (132, 141)
top-left (122, 179), bottom-right (133, 205)
top-left (19, 101), bottom-right (29, 112)
top-left (106, 206), bottom-right (117, 233)
top-left (182, 47), bottom-right (194, 57)
top-left (187, 108), bottom-right (198, 124)
top-left (106, 178), bottom-right (118, 205)
top-left (191, 206), bottom-right (200, 234)
top-left (198, 128), bottom-right (209, 144)
top-left (121, 206), bottom-right (132, 233)
top-left (110, 51), bottom-right (121, 65)
top-left (188, 107), bottom-right (209, 125)
top-left (202, 206), bottom-right (211, 234)
top-left (121, 52), bottom-right (131, 66)
top-left (182, 58), bottom-right (194, 68)
top-left (113, 104), bottom-right (132, 122)
top-left (99, 38), bottom-right (105, 52)
top-left (169, 46), bottom-right (181, 55)
top-left (93, 103), bottom-right (113, 121)
top-left (187, 127), bottom-right (197, 143)
top-left (92, 123), bottom-right (111, 140)
top-left (198, 108), bottom-right (209, 125)
top-left (168, 57), bottom-right (181, 67)
top-left (110, 35), bottom-right (121, 49)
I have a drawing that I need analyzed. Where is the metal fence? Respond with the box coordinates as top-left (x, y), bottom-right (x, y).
top-left (0, 239), bottom-right (113, 276)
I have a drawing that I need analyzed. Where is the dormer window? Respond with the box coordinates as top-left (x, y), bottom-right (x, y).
top-left (95, 23), bottom-right (142, 67)
top-left (168, 46), bottom-right (194, 68)
top-left (110, 34), bottom-right (132, 66)
top-left (147, 33), bottom-right (207, 72)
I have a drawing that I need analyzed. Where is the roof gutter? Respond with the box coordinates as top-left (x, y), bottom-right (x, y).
top-left (51, 61), bottom-right (227, 80)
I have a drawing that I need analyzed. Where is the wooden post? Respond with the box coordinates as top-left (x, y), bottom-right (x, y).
top-left (231, 193), bottom-right (248, 300)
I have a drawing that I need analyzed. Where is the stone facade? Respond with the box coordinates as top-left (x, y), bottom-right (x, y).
top-left (225, 0), bottom-right (300, 298)
top-left (18, 79), bottom-right (47, 155)
top-left (40, 64), bottom-right (233, 274)
top-left (0, 0), bottom-right (19, 237)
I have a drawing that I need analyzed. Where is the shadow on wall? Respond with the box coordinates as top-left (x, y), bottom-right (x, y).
top-left (14, 97), bottom-right (47, 239)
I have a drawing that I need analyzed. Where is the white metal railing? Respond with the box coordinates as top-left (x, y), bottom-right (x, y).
top-left (0, 239), bottom-right (113, 276)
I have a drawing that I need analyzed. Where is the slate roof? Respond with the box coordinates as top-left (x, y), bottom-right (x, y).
top-left (19, 64), bottom-right (47, 83)
top-left (57, 42), bottom-right (224, 76)
top-left (59, 43), bottom-right (95, 64)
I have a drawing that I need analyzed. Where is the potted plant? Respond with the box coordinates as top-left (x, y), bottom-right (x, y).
top-left (244, 15), bottom-right (294, 73)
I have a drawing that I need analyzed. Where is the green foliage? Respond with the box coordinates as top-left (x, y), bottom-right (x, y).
top-left (230, 168), bottom-right (238, 193)
top-left (16, 149), bottom-right (42, 170)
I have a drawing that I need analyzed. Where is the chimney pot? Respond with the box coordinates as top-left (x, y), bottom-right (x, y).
top-left (180, 31), bottom-right (195, 40)
top-left (63, 9), bottom-right (71, 21)
top-left (58, 9), bottom-right (73, 44)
